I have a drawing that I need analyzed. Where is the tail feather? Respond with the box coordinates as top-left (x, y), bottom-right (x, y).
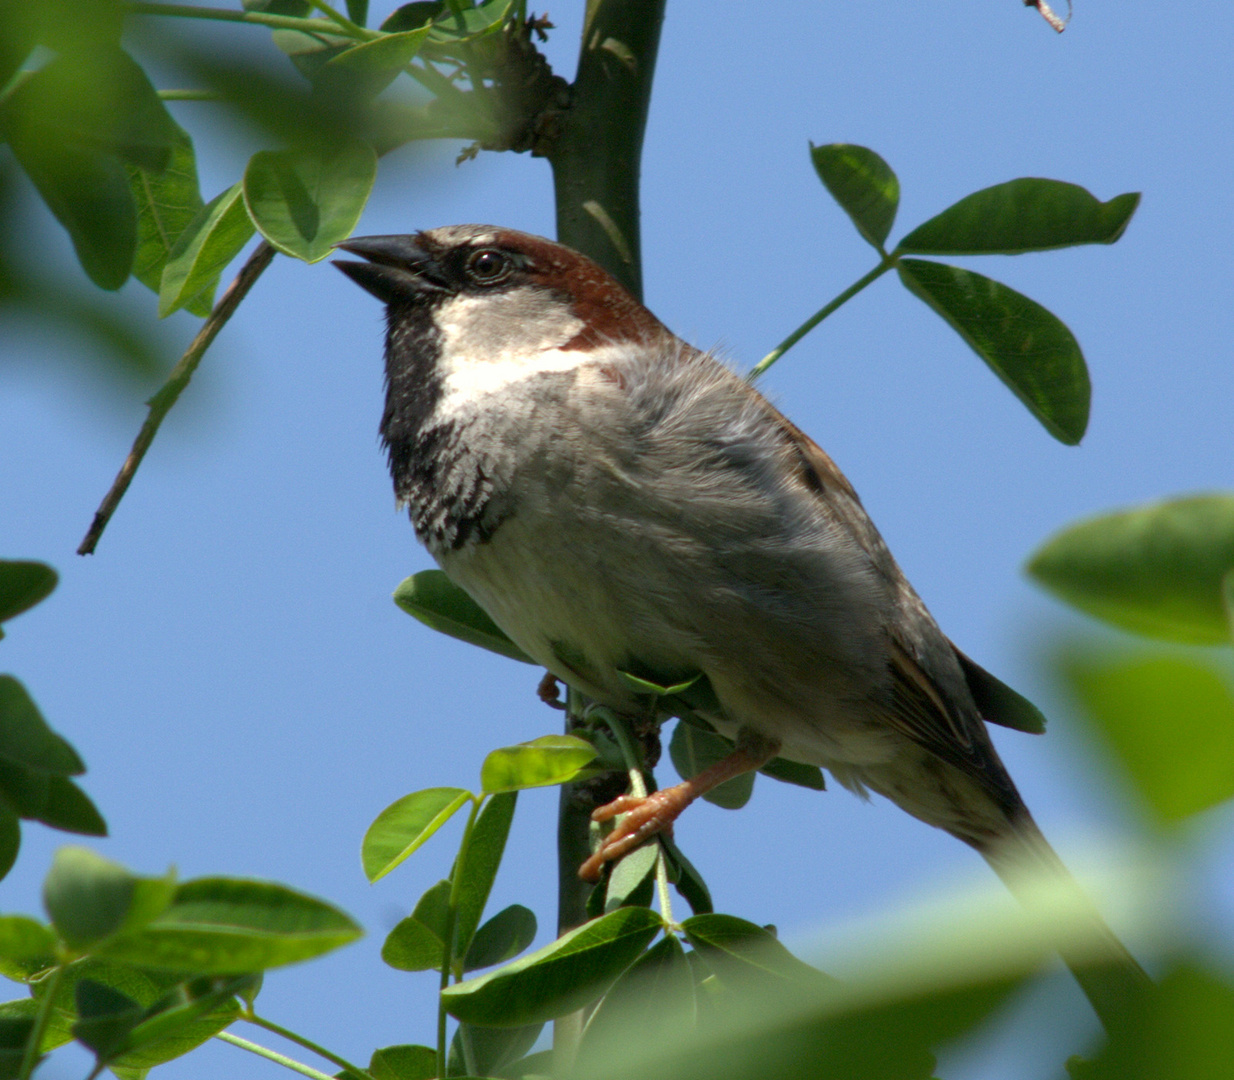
top-left (981, 813), bottom-right (1152, 1032)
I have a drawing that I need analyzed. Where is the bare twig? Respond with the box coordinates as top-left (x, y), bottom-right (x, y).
top-left (77, 242), bottom-right (276, 555)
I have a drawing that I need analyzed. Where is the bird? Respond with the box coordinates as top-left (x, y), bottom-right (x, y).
top-left (334, 224), bottom-right (1149, 1024)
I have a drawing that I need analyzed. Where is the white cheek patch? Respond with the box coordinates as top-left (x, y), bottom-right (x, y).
top-left (441, 348), bottom-right (589, 407)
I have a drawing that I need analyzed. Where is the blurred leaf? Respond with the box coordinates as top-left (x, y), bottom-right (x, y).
top-left (0, 916), bottom-right (56, 981)
top-left (98, 878), bottom-right (362, 973)
top-left (0, 3), bottom-right (39, 92)
top-left (0, 1011), bottom-right (36, 1079)
top-left (463, 904), bottom-right (537, 972)
top-left (578, 935), bottom-right (695, 1068)
top-left (0, 676), bottom-right (83, 775)
top-left (0, 757), bottom-right (48, 818)
top-left (450, 1019), bottom-right (542, 1079)
top-left (270, 28), bottom-right (354, 82)
top-left (346, 0), bottom-right (369, 25)
top-left (0, 806), bottom-right (16, 883)
top-left (363, 787), bottom-right (471, 882)
top-left (243, 0), bottom-right (312, 13)
top-left (321, 28), bottom-right (432, 98)
top-left (421, 0), bottom-right (516, 56)
top-left (441, 907), bottom-right (663, 1027)
top-left (603, 838), bottom-right (659, 914)
top-left (898, 179), bottom-right (1139, 255)
top-left (72, 978), bottom-right (143, 1058)
top-left (1071, 963), bottom-right (1234, 1080)
top-left (1029, 494), bottom-right (1234, 644)
top-left (1061, 651), bottom-right (1234, 820)
top-left (393, 571), bottom-right (533, 663)
top-left (454, 791), bottom-right (516, 958)
top-left (369, 1043), bottom-right (437, 1080)
top-left (30, 775), bottom-right (106, 836)
top-left (897, 258), bottom-right (1090, 444)
top-left (381, 3), bottom-right (443, 32)
top-left (243, 139), bottom-right (376, 262)
top-left (159, 182), bottom-right (255, 318)
top-left (480, 736), bottom-right (597, 794)
top-left (810, 143), bottom-right (899, 249)
top-left (0, 561), bottom-right (57, 625)
top-left (668, 723), bottom-right (753, 809)
top-left (382, 913), bottom-right (443, 972)
top-left (128, 123), bottom-right (209, 316)
top-left (103, 977), bottom-right (243, 1070)
top-left (43, 848), bottom-right (175, 951)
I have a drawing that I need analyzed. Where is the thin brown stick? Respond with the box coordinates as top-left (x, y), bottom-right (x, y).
top-left (77, 241), bottom-right (276, 555)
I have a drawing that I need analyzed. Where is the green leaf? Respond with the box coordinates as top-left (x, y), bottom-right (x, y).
top-left (758, 757), bottom-right (826, 791)
top-left (420, 0), bottom-right (516, 56)
top-left (73, 978), bottom-right (144, 1058)
top-left (668, 723), bottom-right (753, 810)
top-left (159, 182), bottom-right (256, 317)
top-left (463, 904), bottom-right (537, 972)
top-left (454, 791), bottom-right (516, 958)
top-left (104, 977), bottom-right (244, 1070)
top-left (362, 787), bottom-right (471, 882)
top-left (97, 878), bottom-right (362, 973)
top-left (410, 878), bottom-right (452, 942)
top-left (128, 123), bottom-right (210, 316)
top-left (660, 835), bottom-right (712, 916)
top-left (381, 914), bottom-right (443, 972)
top-left (29, 776), bottom-right (107, 836)
top-left (578, 935), bottom-right (695, 1067)
top-left (450, 1020), bottom-right (542, 1079)
top-left (393, 571), bottom-right (533, 663)
top-left (810, 143), bottom-right (899, 249)
top-left (0, 807), bottom-right (16, 884)
top-left (243, 0), bottom-right (312, 13)
top-left (898, 179), bottom-right (1139, 255)
top-left (897, 258), bottom-right (1090, 444)
top-left (0, 758), bottom-right (47, 818)
top-left (0, 561), bottom-right (57, 625)
top-left (242, 139), bottom-right (376, 263)
top-left (441, 907), bottom-right (663, 1027)
top-left (0, 677), bottom-right (84, 775)
top-left (1028, 494), bottom-right (1234, 644)
top-left (269, 28), bottom-right (354, 82)
top-left (345, 0), bottom-right (369, 24)
top-left (603, 839), bottom-right (659, 913)
top-left (0, 1012), bottom-right (36, 1079)
top-left (381, 3), bottom-right (443, 32)
top-left (1060, 651), bottom-right (1234, 820)
top-left (369, 1043), bottom-right (437, 1080)
top-left (0, 916), bottom-right (56, 982)
top-left (682, 914), bottom-right (826, 986)
top-left (480, 736), bottom-right (597, 794)
top-left (43, 848), bottom-right (175, 951)
top-left (615, 670), bottom-right (701, 697)
top-left (321, 28), bottom-right (432, 98)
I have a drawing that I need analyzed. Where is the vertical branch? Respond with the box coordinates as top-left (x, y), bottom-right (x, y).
top-left (547, 0), bottom-right (667, 300)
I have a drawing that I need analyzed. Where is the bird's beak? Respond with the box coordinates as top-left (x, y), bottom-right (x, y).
top-left (333, 234), bottom-right (449, 304)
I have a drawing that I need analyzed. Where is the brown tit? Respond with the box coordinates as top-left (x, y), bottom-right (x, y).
top-left (335, 225), bottom-right (1148, 1017)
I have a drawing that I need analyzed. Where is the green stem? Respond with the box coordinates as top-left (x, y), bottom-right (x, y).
top-left (242, 1012), bottom-right (365, 1076)
top-left (18, 964), bottom-right (64, 1080)
top-left (123, 2), bottom-right (363, 36)
top-left (215, 1032), bottom-right (339, 1080)
top-left (305, 0), bottom-right (373, 38)
top-left (77, 241), bottom-right (276, 555)
top-left (157, 88), bottom-right (219, 100)
top-left (438, 795), bottom-right (484, 1078)
top-left (749, 255), bottom-right (897, 380)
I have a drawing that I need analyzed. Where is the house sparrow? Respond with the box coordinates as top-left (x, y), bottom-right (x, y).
top-left (334, 225), bottom-right (1148, 1013)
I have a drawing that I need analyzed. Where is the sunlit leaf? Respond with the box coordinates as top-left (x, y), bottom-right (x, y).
top-left (243, 139), bottom-right (376, 262)
top-left (381, 915), bottom-right (442, 972)
top-left (159, 182), bottom-right (255, 317)
top-left (897, 258), bottom-right (1089, 444)
top-left (453, 791), bottom-right (516, 958)
top-left (369, 1043), bottom-right (437, 1080)
top-left (0, 916), bottom-right (56, 982)
top-left (441, 906), bottom-right (663, 1027)
top-left (898, 179), bottom-right (1139, 255)
top-left (362, 787), bottom-right (471, 881)
top-left (97, 878), bottom-right (361, 973)
top-left (1061, 651), bottom-right (1234, 820)
top-left (393, 571), bottom-right (533, 663)
top-left (480, 736), bottom-right (597, 794)
top-left (810, 143), bottom-right (899, 249)
top-left (1028, 494), bottom-right (1234, 644)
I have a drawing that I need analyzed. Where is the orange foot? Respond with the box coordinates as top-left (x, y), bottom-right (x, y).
top-left (578, 784), bottom-right (696, 882)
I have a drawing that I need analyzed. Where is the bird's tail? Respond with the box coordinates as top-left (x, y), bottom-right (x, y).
top-left (980, 812), bottom-right (1152, 1033)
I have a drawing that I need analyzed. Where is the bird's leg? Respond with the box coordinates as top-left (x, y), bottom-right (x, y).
top-left (578, 726), bottom-right (781, 881)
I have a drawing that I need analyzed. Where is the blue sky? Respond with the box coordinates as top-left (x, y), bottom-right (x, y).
top-left (2, 4), bottom-right (1232, 1078)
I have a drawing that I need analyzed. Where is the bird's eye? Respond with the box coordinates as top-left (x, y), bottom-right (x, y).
top-left (465, 248), bottom-right (513, 285)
